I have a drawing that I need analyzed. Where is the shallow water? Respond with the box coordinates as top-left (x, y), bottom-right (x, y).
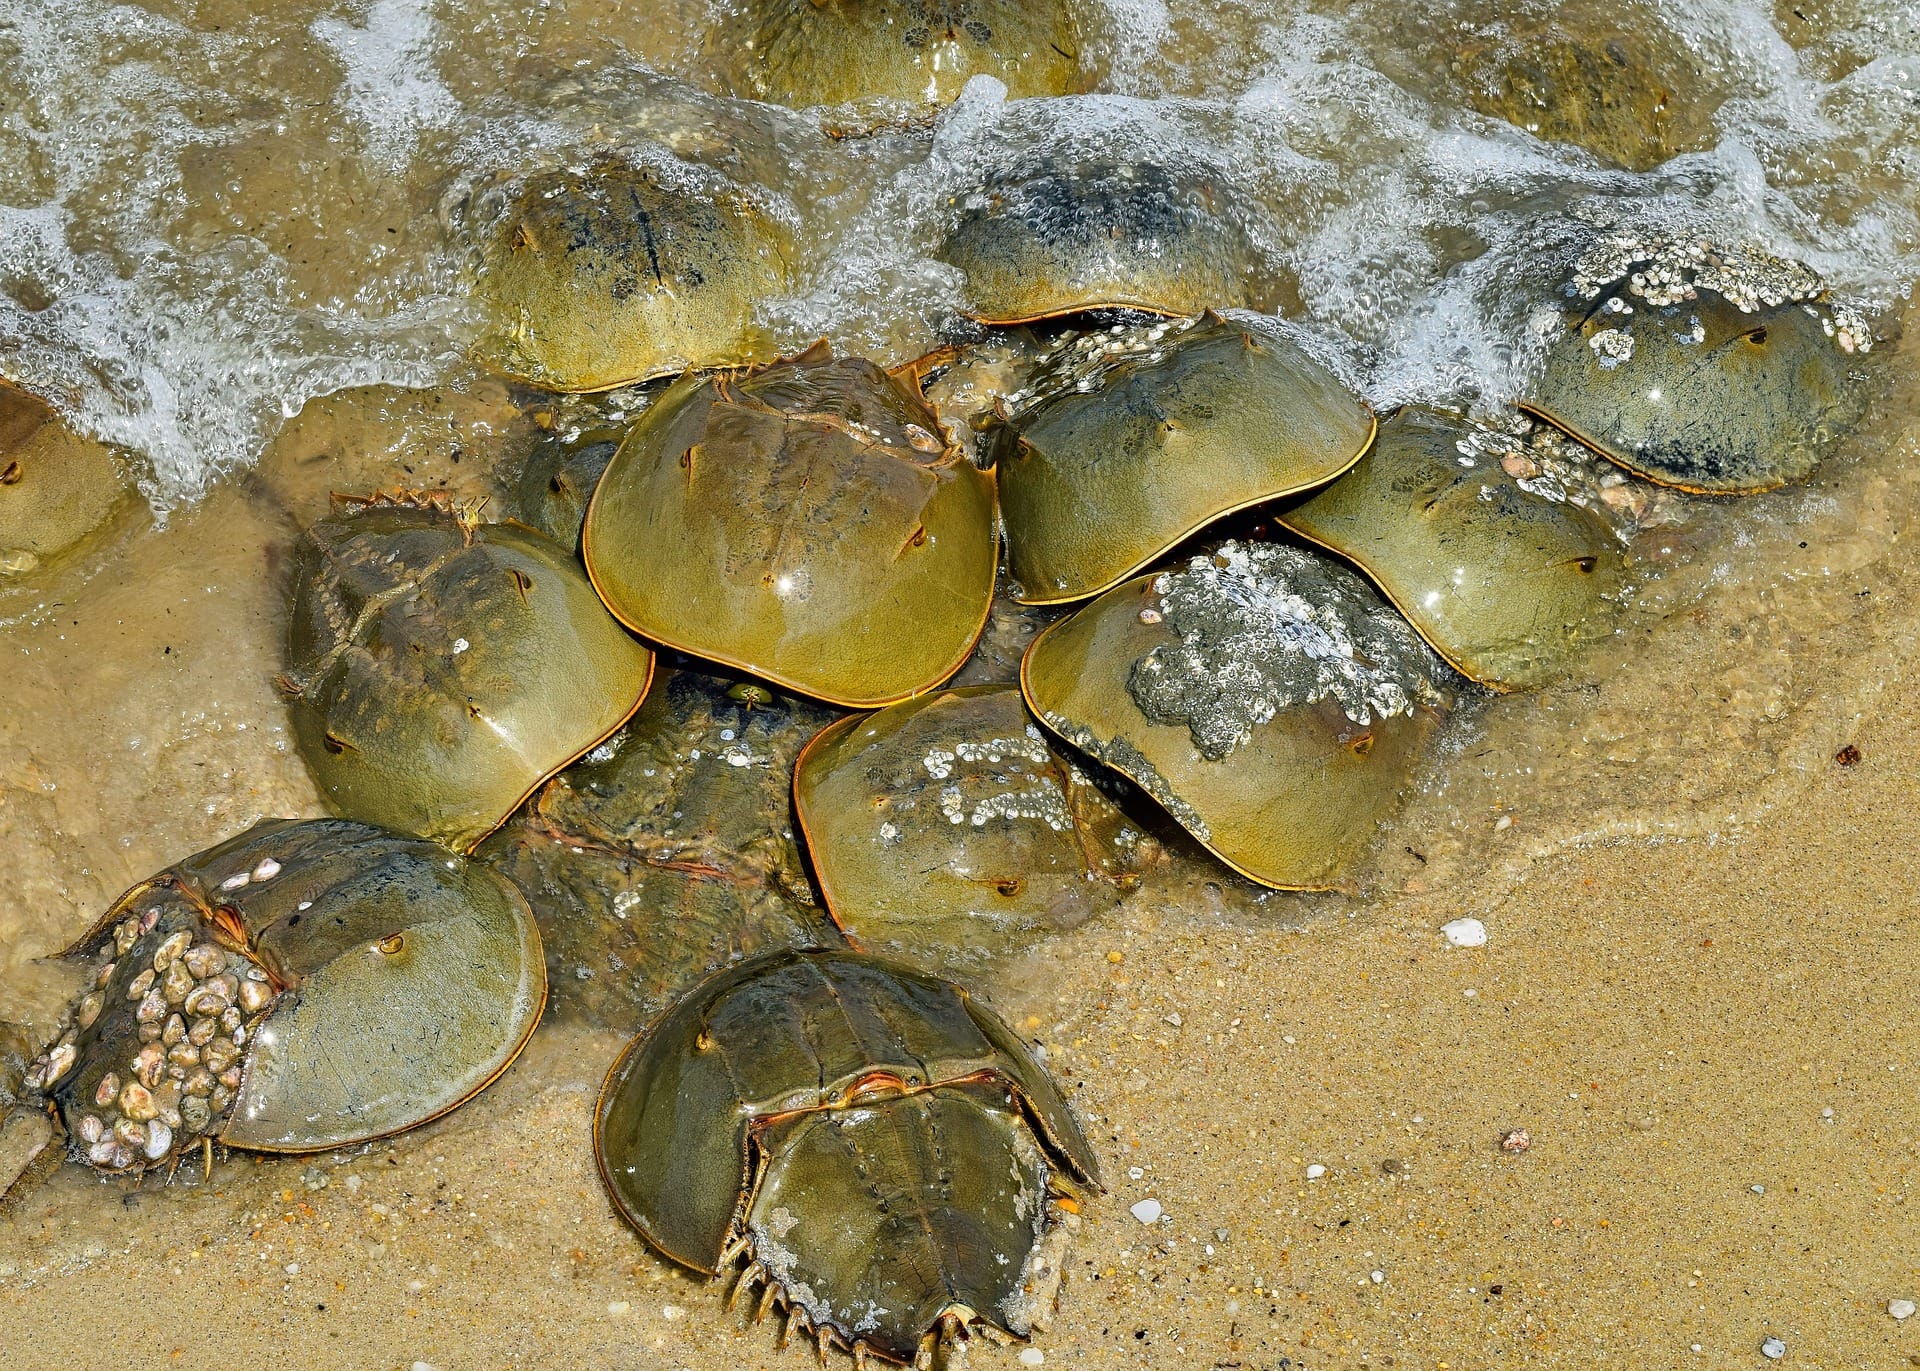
top-left (3, 0), bottom-right (1920, 1366)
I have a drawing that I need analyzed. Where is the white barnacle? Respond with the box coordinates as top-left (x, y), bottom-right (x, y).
top-left (1588, 328), bottom-right (1634, 368)
top-left (452, 637), bottom-right (470, 654)
top-left (219, 872), bottom-right (251, 891)
top-left (251, 858), bottom-right (281, 882)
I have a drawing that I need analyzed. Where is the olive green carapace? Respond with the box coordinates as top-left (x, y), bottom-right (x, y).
top-left (794, 685), bottom-right (1148, 971)
top-left (0, 379), bottom-right (129, 568)
top-left (285, 498), bottom-right (655, 853)
top-left (720, 0), bottom-right (1085, 108)
top-left (477, 669), bottom-right (844, 1028)
top-left (52, 819), bottom-right (544, 1166)
top-left (582, 348), bottom-right (997, 708)
top-left (595, 950), bottom-right (1100, 1361)
top-left (470, 160), bottom-right (791, 393)
top-left (1021, 543), bottom-right (1447, 890)
top-left (942, 160), bottom-right (1255, 324)
top-left (1280, 407), bottom-right (1627, 690)
top-left (1449, 23), bottom-right (1721, 172)
top-left (1523, 288), bottom-right (1870, 494)
top-left (512, 422), bottom-right (626, 552)
top-left (997, 315), bottom-right (1375, 604)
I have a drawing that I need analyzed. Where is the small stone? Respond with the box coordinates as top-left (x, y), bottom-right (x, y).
top-left (1441, 917), bottom-right (1488, 948)
top-left (1500, 1129), bottom-right (1532, 1153)
top-left (1370, 1269), bottom-right (1385, 1284)
top-left (302, 1165), bottom-right (330, 1191)
top-left (1750, 1184), bottom-right (1765, 1195)
top-left (1305, 1163), bottom-right (1327, 1179)
top-left (1020, 1350), bottom-right (1046, 1366)
top-left (1129, 1198), bottom-right (1164, 1225)
top-left (1761, 1336), bottom-right (1786, 1360)
top-left (606, 1301), bottom-right (630, 1316)
top-left (1891, 1299), bottom-right (1917, 1321)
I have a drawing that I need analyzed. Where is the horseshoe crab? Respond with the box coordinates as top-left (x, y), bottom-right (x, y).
top-left (468, 158), bottom-right (792, 392)
top-left (595, 949), bottom-right (1101, 1365)
top-left (1448, 21), bottom-right (1720, 171)
top-left (994, 314), bottom-right (1375, 604)
top-left (794, 684), bottom-right (1154, 970)
top-left (1279, 406), bottom-right (1628, 690)
top-left (721, 0), bottom-right (1085, 108)
top-left (512, 417), bottom-right (630, 551)
top-left (942, 158), bottom-right (1257, 324)
top-left (477, 668), bottom-right (841, 1026)
top-left (0, 379), bottom-right (129, 575)
top-left (23, 819), bottom-right (544, 1174)
top-left (582, 344), bottom-right (997, 708)
top-left (1021, 541), bottom-right (1450, 889)
top-left (284, 493), bottom-right (655, 853)
top-left (1521, 229), bottom-right (1874, 493)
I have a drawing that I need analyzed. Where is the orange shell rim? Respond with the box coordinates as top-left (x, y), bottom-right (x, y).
top-left (1005, 409), bottom-right (1379, 607)
top-left (1515, 401), bottom-right (1784, 497)
top-left (1017, 598), bottom-right (1339, 893)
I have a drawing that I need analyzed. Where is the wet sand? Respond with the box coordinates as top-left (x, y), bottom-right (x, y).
top-left (2, 670), bottom-right (1917, 1370)
top-left (2, 345), bottom-right (1918, 1370)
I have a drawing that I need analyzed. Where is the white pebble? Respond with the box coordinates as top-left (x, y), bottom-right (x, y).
top-left (607, 1301), bottom-right (631, 1316)
top-left (1761, 1336), bottom-right (1786, 1359)
top-left (285, 1262), bottom-right (300, 1275)
top-left (1305, 1164), bottom-right (1327, 1180)
top-left (1019, 1350), bottom-right (1046, 1366)
top-left (1127, 1166), bottom-right (1144, 1180)
top-left (1441, 918), bottom-right (1488, 948)
top-left (1129, 1198), bottom-right (1163, 1225)
top-left (1370, 1269), bottom-right (1384, 1284)
top-left (1891, 1298), bottom-right (1917, 1321)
